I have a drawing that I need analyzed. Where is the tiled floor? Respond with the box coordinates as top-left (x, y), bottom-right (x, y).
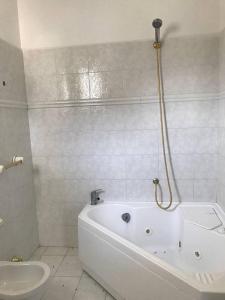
top-left (31, 247), bottom-right (115, 300)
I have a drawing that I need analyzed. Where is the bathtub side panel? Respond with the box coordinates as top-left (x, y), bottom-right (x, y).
top-left (78, 223), bottom-right (195, 300)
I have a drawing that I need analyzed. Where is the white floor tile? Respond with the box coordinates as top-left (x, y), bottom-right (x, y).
top-left (67, 247), bottom-right (79, 256)
top-left (74, 273), bottom-right (105, 300)
top-left (33, 251), bottom-right (113, 300)
top-left (44, 247), bottom-right (69, 256)
top-left (74, 289), bottom-right (105, 300)
top-left (42, 276), bottom-right (80, 300)
top-left (41, 255), bottom-right (64, 276)
top-left (56, 255), bottom-right (83, 277)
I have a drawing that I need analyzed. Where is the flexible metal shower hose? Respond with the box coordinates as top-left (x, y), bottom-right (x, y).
top-left (154, 44), bottom-right (173, 210)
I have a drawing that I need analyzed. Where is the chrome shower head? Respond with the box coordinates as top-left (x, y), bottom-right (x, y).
top-left (152, 18), bottom-right (162, 29)
top-left (152, 18), bottom-right (163, 43)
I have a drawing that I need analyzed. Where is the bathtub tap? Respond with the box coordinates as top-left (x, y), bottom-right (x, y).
top-left (90, 189), bottom-right (104, 205)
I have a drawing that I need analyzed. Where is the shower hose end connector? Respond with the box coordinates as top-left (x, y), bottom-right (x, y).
top-left (153, 42), bottom-right (161, 49)
top-left (153, 178), bottom-right (159, 185)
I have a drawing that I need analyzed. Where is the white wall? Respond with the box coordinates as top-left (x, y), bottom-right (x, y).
top-left (218, 22), bottom-right (225, 210)
top-left (0, 0), bottom-right (39, 259)
top-left (18, 0), bottom-right (220, 49)
top-left (24, 34), bottom-right (219, 246)
top-left (0, 0), bottom-right (39, 258)
top-left (0, 0), bottom-right (20, 47)
top-left (220, 0), bottom-right (225, 30)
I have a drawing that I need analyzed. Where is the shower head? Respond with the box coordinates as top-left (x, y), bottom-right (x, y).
top-left (152, 18), bottom-right (163, 43)
top-left (152, 18), bottom-right (162, 29)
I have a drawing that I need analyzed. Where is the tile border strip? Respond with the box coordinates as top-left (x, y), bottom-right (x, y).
top-left (27, 92), bottom-right (220, 109)
top-left (0, 100), bottom-right (27, 109)
top-left (0, 92), bottom-right (222, 110)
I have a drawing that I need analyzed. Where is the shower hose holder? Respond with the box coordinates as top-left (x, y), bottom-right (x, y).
top-left (153, 178), bottom-right (160, 185)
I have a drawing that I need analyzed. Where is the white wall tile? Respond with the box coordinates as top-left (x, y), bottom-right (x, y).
top-left (123, 69), bottom-right (157, 97)
top-left (125, 155), bottom-right (158, 179)
top-left (124, 130), bottom-right (158, 155)
top-left (163, 64), bottom-right (219, 94)
top-left (126, 180), bottom-right (154, 202)
top-left (57, 73), bottom-right (90, 100)
top-left (39, 223), bottom-right (77, 247)
top-left (90, 106), bottom-right (126, 131)
top-left (88, 41), bottom-right (154, 73)
top-left (26, 34), bottom-right (222, 247)
top-left (194, 179), bottom-right (217, 202)
top-left (55, 46), bottom-right (88, 74)
top-left (89, 71), bottom-right (125, 99)
top-left (124, 103), bottom-right (159, 130)
top-left (158, 179), bottom-right (194, 203)
top-left (26, 74), bottom-right (58, 102)
top-left (24, 49), bottom-right (56, 77)
top-left (162, 35), bottom-right (219, 69)
top-left (165, 100), bottom-right (218, 129)
top-left (193, 154), bottom-right (217, 179)
top-left (217, 29), bottom-right (225, 208)
top-left (159, 154), bottom-right (194, 180)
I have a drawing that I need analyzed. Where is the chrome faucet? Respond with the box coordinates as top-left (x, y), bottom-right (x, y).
top-left (90, 189), bottom-right (104, 205)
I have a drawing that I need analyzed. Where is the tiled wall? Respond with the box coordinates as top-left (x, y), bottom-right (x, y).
top-left (0, 39), bottom-right (39, 259)
top-left (24, 34), bottom-right (219, 246)
top-left (218, 28), bottom-right (225, 209)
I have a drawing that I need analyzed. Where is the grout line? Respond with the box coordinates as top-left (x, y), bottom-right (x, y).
top-left (54, 253), bottom-right (67, 275)
top-left (53, 275), bottom-right (83, 278)
top-left (37, 246), bottom-right (114, 300)
top-left (72, 271), bottom-right (84, 300)
top-left (65, 247), bottom-right (70, 256)
top-left (41, 246), bottom-right (48, 255)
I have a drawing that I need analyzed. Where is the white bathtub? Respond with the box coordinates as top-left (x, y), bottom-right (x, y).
top-left (78, 202), bottom-right (225, 300)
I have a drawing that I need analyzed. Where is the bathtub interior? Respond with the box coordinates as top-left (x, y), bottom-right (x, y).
top-left (88, 204), bottom-right (181, 250)
top-left (87, 203), bottom-right (225, 282)
top-left (177, 223), bottom-right (225, 274)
